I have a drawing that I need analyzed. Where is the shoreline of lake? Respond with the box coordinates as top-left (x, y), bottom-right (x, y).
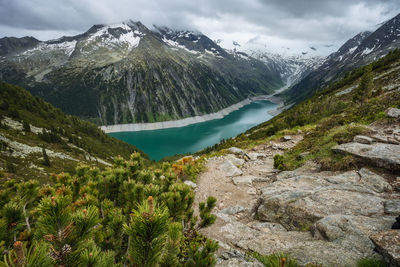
top-left (100, 95), bottom-right (283, 133)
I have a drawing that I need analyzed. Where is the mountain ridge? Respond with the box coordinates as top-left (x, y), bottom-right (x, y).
top-left (0, 20), bottom-right (283, 125)
top-left (285, 13), bottom-right (400, 103)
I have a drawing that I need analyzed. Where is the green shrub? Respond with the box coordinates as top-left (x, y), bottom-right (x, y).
top-left (273, 154), bottom-right (284, 170)
top-left (6, 162), bottom-right (16, 173)
top-left (252, 252), bottom-right (299, 267)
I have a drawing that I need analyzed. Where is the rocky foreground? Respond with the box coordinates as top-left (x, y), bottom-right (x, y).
top-left (194, 110), bottom-right (400, 266)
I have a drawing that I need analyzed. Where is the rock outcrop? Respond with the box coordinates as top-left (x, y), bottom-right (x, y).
top-left (195, 134), bottom-right (398, 266)
top-left (257, 168), bottom-right (391, 230)
top-left (333, 142), bottom-right (400, 170)
top-left (371, 230), bottom-right (400, 266)
top-left (386, 107), bottom-right (400, 120)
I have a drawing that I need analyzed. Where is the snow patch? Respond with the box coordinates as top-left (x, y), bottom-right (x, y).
top-left (85, 23), bottom-right (144, 50)
top-left (361, 46), bottom-right (376, 56)
top-left (22, 40), bottom-right (77, 57)
top-left (162, 36), bottom-right (199, 54)
top-left (348, 46), bottom-right (358, 54)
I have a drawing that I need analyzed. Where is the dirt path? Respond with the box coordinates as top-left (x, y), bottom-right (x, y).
top-left (194, 135), bottom-right (303, 253)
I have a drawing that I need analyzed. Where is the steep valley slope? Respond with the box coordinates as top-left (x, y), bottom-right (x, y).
top-left (0, 82), bottom-right (144, 182)
top-left (0, 21), bottom-right (284, 125)
top-left (285, 12), bottom-right (400, 104)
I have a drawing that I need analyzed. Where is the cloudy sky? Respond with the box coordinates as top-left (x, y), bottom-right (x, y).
top-left (1, 0), bottom-right (399, 55)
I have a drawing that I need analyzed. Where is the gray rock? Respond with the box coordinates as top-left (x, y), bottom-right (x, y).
top-left (312, 215), bottom-right (394, 255)
top-left (226, 154), bottom-right (245, 166)
top-left (217, 251), bottom-right (264, 267)
top-left (232, 175), bottom-right (257, 186)
top-left (386, 107), bottom-right (400, 119)
top-left (258, 171), bottom-right (386, 230)
top-left (283, 135), bottom-right (292, 141)
top-left (371, 230), bottom-right (400, 267)
top-left (220, 160), bottom-right (243, 177)
top-left (358, 168), bottom-right (392, 193)
top-left (221, 205), bottom-right (245, 215)
top-left (228, 147), bottom-right (245, 155)
top-left (333, 142), bottom-right (400, 170)
top-left (248, 152), bottom-right (264, 161)
top-left (384, 200), bottom-right (400, 215)
top-left (297, 152), bottom-right (311, 160)
top-left (354, 135), bottom-right (374, 144)
top-left (184, 180), bottom-right (197, 189)
top-left (251, 221), bottom-right (287, 232)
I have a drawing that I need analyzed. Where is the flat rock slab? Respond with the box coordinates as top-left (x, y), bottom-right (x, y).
top-left (232, 175), bottom-right (258, 186)
top-left (371, 230), bottom-right (400, 266)
top-left (333, 142), bottom-right (400, 170)
top-left (258, 170), bottom-right (388, 230)
top-left (225, 154), bottom-right (245, 166)
top-left (220, 160), bottom-right (243, 177)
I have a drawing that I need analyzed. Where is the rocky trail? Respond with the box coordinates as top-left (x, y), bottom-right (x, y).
top-left (194, 110), bottom-right (400, 267)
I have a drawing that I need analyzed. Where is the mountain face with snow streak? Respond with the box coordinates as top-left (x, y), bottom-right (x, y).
top-left (285, 13), bottom-right (400, 103)
top-left (0, 21), bottom-right (282, 125)
top-left (222, 39), bottom-right (325, 93)
top-left (244, 50), bottom-right (324, 90)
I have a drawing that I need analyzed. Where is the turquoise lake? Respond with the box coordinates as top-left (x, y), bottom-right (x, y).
top-left (109, 100), bottom-right (277, 161)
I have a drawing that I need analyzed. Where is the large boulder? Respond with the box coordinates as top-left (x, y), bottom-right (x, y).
top-left (220, 160), bottom-right (242, 177)
top-left (371, 230), bottom-right (400, 266)
top-left (332, 142), bottom-right (400, 170)
top-left (228, 147), bottom-right (245, 156)
top-left (225, 154), bottom-right (245, 166)
top-left (257, 171), bottom-right (387, 230)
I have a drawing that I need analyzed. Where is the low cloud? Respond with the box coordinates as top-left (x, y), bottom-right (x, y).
top-left (0, 0), bottom-right (399, 55)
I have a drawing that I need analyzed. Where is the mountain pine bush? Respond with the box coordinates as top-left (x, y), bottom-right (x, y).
top-left (0, 153), bottom-right (218, 266)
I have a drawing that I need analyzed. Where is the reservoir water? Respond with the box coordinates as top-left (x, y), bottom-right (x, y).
top-left (109, 100), bottom-right (277, 160)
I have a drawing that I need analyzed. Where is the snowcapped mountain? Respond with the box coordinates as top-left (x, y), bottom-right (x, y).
top-left (244, 50), bottom-right (324, 90)
top-left (286, 12), bottom-right (400, 103)
top-left (0, 20), bottom-right (283, 125)
top-left (218, 40), bottom-right (325, 92)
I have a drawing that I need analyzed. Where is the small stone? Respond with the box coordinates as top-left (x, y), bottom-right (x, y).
top-left (384, 200), bottom-right (400, 215)
top-left (298, 152), bottom-right (311, 160)
top-left (247, 188), bottom-right (257, 195)
top-left (248, 152), bottom-right (264, 161)
top-left (353, 135), bottom-right (374, 144)
top-left (386, 107), bottom-right (400, 119)
top-left (184, 180), bottom-right (197, 189)
top-left (228, 147), bottom-right (245, 155)
top-left (283, 135), bottom-right (292, 141)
